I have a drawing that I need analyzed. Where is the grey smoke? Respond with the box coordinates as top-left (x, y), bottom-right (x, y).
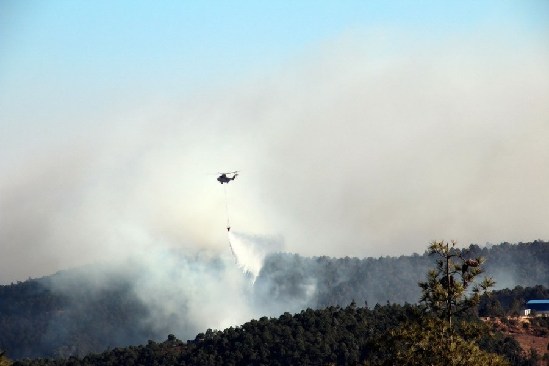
top-left (1, 30), bottom-right (548, 284)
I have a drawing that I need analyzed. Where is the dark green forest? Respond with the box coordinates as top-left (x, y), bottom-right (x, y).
top-left (1, 240), bottom-right (548, 362)
top-left (10, 303), bottom-right (540, 366)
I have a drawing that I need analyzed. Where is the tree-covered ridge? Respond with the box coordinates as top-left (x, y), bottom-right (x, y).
top-left (13, 303), bottom-right (537, 366)
top-left (1, 240), bottom-right (548, 360)
top-left (259, 240), bottom-right (549, 308)
top-left (0, 271), bottom-right (154, 359)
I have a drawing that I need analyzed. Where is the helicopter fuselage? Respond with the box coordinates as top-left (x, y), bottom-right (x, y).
top-left (217, 173), bottom-right (238, 184)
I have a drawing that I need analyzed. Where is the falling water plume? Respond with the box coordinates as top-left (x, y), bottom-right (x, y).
top-left (227, 231), bottom-right (283, 281)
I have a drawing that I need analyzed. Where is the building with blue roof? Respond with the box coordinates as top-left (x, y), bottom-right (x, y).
top-left (525, 300), bottom-right (549, 315)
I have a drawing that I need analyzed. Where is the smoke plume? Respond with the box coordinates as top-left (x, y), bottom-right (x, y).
top-left (1, 28), bottom-right (548, 285)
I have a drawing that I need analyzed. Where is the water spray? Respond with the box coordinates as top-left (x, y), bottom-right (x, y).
top-left (227, 230), bottom-right (284, 282)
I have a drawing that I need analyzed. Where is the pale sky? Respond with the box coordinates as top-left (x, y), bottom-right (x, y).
top-left (1, 1), bottom-right (548, 283)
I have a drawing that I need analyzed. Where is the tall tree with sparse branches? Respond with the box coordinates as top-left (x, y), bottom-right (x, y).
top-left (419, 240), bottom-right (495, 327)
top-left (368, 241), bottom-right (508, 366)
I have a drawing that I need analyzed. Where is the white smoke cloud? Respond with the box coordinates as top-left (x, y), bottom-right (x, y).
top-left (1, 28), bottom-right (548, 283)
top-left (128, 249), bottom-right (257, 336)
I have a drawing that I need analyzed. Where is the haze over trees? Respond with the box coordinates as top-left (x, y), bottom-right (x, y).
top-left (1, 240), bottom-right (548, 363)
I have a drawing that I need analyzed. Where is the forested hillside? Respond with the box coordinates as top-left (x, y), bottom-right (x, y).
top-left (1, 240), bottom-right (548, 360)
top-left (258, 240), bottom-right (549, 308)
top-left (0, 270), bottom-right (155, 359)
top-left (12, 303), bottom-right (539, 366)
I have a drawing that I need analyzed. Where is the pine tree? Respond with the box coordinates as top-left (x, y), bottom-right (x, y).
top-left (367, 241), bottom-right (508, 365)
top-left (418, 240), bottom-right (495, 326)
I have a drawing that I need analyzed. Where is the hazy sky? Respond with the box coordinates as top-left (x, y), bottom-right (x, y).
top-left (1, 1), bottom-right (548, 283)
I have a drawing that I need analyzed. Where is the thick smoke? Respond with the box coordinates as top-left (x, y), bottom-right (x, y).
top-left (125, 249), bottom-right (255, 336)
top-left (1, 29), bottom-right (548, 285)
top-left (40, 245), bottom-right (311, 348)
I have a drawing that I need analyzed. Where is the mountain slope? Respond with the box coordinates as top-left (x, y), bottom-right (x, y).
top-left (1, 240), bottom-right (548, 359)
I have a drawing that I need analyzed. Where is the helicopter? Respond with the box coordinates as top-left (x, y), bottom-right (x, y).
top-left (217, 171), bottom-right (239, 184)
